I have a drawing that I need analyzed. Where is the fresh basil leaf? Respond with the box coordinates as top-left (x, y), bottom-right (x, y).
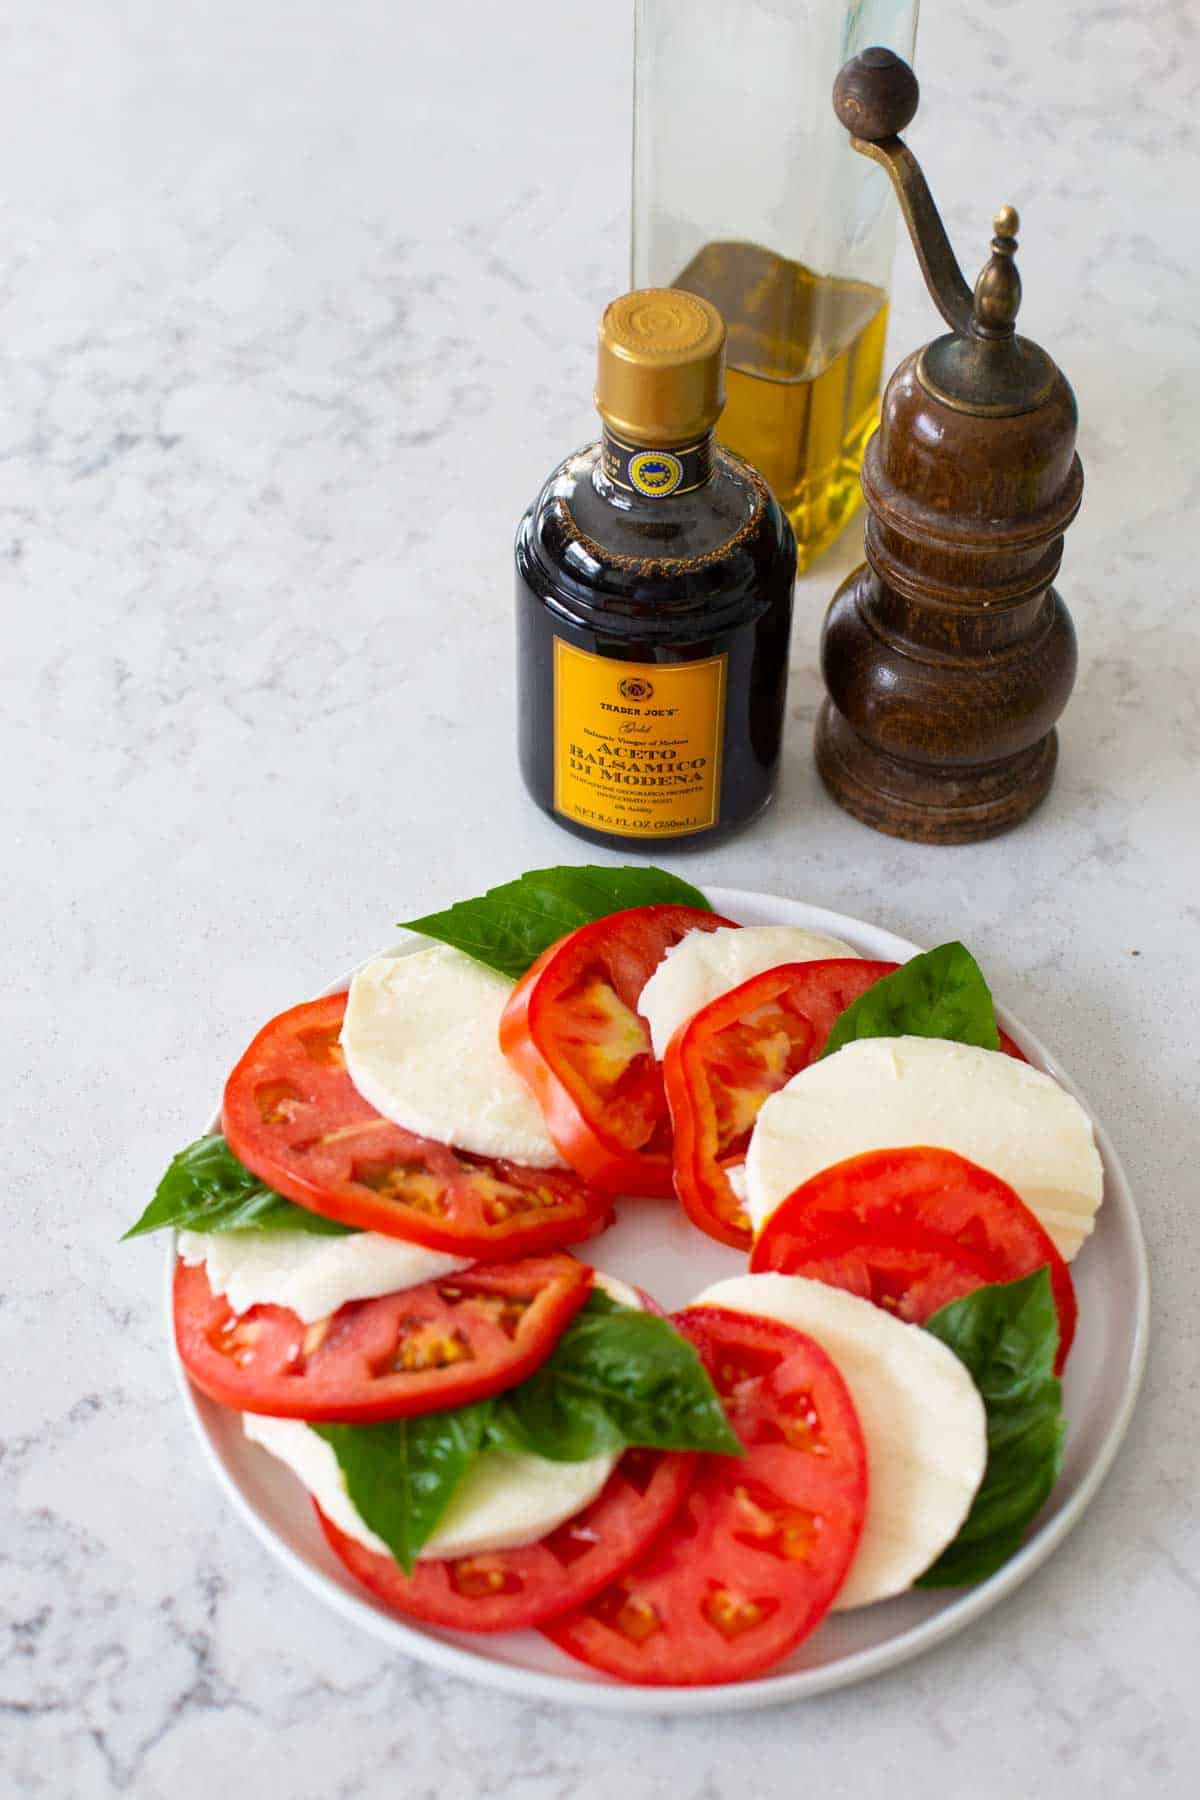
top-left (917, 1269), bottom-right (1064, 1587)
top-left (315, 1402), bottom-right (493, 1575)
top-left (486, 1302), bottom-right (743, 1462)
top-left (819, 941), bottom-right (1002, 1061)
top-left (400, 865), bottom-right (712, 980)
top-left (527, 865), bottom-right (711, 919)
top-left (578, 1287), bottom-right (621, 1316)
top-left (123, 1135), bottom-right (357, 1240)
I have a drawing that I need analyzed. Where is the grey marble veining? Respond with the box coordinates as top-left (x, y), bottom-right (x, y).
top-left (3, 1), bottom-right (1198, 1793)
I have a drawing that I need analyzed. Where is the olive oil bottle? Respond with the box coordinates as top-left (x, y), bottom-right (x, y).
top-left (515, 289), bottom-right (795, 849)
top-left (674, 242), bottom-right (888, 571)
top-left (630, 0), bottom-right (919, 570)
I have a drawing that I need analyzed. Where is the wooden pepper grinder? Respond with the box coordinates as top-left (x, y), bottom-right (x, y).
top-left (815, 49), bottom-right (1083, 844)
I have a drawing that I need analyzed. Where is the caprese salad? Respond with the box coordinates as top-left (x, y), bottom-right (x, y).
top-left (128, 863), bottom-right (1104, 1687)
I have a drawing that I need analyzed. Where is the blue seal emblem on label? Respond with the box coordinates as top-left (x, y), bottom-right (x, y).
top-left (628, 450), bottom-right (683, 497)
top-left (601, 429), bottom-right (712, 498)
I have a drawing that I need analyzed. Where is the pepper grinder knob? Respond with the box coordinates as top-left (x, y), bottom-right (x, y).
top-left (832, 46), bottom-right (919, 141)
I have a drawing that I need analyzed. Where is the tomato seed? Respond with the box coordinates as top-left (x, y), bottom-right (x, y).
top-left (702, 1586), bottom-right (775, 1640)
top-left (450, 1559), bottom-right (523, 1599)
top-left (590, 1585), bottom-right (663, 1644)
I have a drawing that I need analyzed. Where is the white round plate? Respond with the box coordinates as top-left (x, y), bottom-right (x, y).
top-left (170, 886), bottom-right (1149, 1712)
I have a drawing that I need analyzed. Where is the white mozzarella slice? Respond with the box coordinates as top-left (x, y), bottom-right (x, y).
top-left (744, 1035), bottom-right (1103, 1260)
top-left (341, 945), bottom-right (563, 1167)
top-left (244, 1413), bottom-right (618, 1562)
top-left (590, 1270), bottom-right (643, 1310)
top-left (422, 1448), bottom-right (617, 1560)
top-left (242, 1272), bottom-right (643, 1560)
top-left (245, 1413), bottom-right (392, 1553)
top-left (687, 1273), bottom-right (987, 1608)
top-left (638, 924), bottom-right (861, 1058)
top-left (177, 1229), bottom-right (471, 1324)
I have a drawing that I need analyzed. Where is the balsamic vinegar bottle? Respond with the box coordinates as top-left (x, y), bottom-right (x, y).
top-left (515, 289), bottom-right (796, 849)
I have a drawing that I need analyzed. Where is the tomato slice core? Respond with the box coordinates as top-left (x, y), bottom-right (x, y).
top-left (665, 958), bottom-right (1029, 1249)
top-left (174, 1253), bottom-right (592, 1421)
top-left (543, 1307), bottom-right (867, 1686)
top-left (222, 994), bottom-right (613, 1256)
top-left (316, 1446), bottom-right (696, 1631)
top-left (499, 905), bottom-right (734, 1197)
top-left (749, 1146), bottom-right (1077, 1371)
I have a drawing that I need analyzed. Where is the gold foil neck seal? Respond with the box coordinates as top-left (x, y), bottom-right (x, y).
top-left (595, 289), bottom-right (726, 447)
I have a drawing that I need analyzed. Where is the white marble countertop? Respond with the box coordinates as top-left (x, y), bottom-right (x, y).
top-left (5, 0), bottom-right (1199, 1792)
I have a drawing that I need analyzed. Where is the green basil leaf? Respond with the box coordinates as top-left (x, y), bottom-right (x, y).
top-left (819, 941), bottom-right (1002, 1061)
top-left (916, 1269), bottom-right (1064, 1587)
top-left (315, 1402), bottom-right (494, 1575)
top-left (486, 1302), bottom-right (743, 1462)
top-left (400, 865), bottom-right (712, 980)
top-left (577, 1286), bottom-right (620, 1316)
top-left (123, 1135), bottom-right (357, 1240)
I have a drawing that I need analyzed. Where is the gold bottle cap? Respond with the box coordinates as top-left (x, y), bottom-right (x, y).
top-left (595, 289), bottom-right (726, 447)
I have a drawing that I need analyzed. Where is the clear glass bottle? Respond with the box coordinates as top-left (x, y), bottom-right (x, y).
top-left (632, 0), bottom-right (920, 570)
top-left (515, 290), bottom-right (795, 849)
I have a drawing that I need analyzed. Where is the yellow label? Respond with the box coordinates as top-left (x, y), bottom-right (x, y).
top-left (553, 640), bottom-right (726, 839)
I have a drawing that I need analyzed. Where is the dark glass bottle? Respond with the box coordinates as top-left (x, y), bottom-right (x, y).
top-left (515, 289), bottom-right (796, 851)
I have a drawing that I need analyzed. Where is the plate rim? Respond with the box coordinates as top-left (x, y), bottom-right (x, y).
top-left (169, 884), bottom-right (1151, 1713)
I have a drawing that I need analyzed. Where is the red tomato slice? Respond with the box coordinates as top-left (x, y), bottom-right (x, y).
top-left (222, 994), bottom-right (614, 1257)
top-left (174, 1253), bottom-right (592, 1422)
top-left (500, 905), bottom-right (734, 1198)
top-left (316, 1446), bottom-right (696, 1632)
top-left (749, 1146), bottom-right (1077, 1372)
top-left (665, 959), bottom-right (1029, 1249)
top-left (769, 1232), bottom-right (999, 1321)
top-left (665, 959), bottom-right (899, 1247)
top-left (544, 1307), bottom-right (867, 1686)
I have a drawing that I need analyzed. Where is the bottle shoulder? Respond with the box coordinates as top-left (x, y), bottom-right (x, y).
top-left (517, 440), bottom-right (796, 630)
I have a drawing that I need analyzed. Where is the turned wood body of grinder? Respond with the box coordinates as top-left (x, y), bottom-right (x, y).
top-left (815, 49), bottom-right (1083, 845)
